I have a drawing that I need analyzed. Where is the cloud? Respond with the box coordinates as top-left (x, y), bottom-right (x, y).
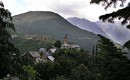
top-left (23, 0), bottom-right (91, 18)
top-left (0, 0), bottom-right (27, 16)
top-left (23, 0), bottom-right (122, 21)
top-left (1, 0), bottom-right (17, 11)
top-left (46, 0), bottom-right (90, 17)
top-left (24, 0), bottom-right (51, 11)
top-left (1, 0), bottom-right (16, 8)
top-left (2, 0), bottom-right (126, 21)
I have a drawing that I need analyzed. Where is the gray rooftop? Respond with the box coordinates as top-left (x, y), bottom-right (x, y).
top-left (28, 51), bottom-right (41, 58)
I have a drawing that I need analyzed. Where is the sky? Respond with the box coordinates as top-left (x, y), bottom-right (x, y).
top-left (1, 0), bottom-right (127, 21)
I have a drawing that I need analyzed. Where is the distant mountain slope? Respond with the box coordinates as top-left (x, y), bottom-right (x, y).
top-left (67, 17), bottom-right (107, 37)
top-left (13, 11), bottom-right (99, 51)
top-left (67, 17), bottom-right (130, 45)
top-left (96, 21), bottom-right (130, 45)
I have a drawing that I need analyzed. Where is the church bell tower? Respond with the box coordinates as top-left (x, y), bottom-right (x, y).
top-left (64, 35), bottom-right (68, 44)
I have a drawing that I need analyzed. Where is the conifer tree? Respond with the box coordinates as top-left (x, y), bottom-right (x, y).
top-left (90, 0), bottom-right (130, 29)
top-left (96, 35), bottom-right (130, 80)
top-left (0, 1), bottom-right (19, 78)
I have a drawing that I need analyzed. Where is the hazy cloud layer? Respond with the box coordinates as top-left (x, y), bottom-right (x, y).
top-left (1, 0), bottom-right (124, 21)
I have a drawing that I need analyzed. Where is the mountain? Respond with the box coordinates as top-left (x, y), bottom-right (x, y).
top-left (12, 11), bottom-right (99, 52)
top-left (67, 17), bottom-right (130, 45)
top-left (96, 21), bottom-right (130, 45)
top-left (67, 17), bottom-right (107, 37)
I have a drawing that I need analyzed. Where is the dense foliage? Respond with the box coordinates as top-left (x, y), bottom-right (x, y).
top-left (95, 35), bottom-right (130, 80)
top-left (32, 35), bottom-right (130, 80)
top-left (0, 1), bottom-right (20, 78)
top-left (12, 37), bottom-right (53, 53)
top-left (34, 49), bottom-right (91, 80)
top-left (54, 40), bottom-right (62, 48)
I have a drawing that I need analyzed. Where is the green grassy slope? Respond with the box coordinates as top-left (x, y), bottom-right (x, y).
top-left (13, 11), bottom-right (99, 51)
top-left (12, 37), bottom-right (54, 52)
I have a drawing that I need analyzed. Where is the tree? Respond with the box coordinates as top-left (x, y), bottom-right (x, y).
top-left (35, 62), bottom-right (57, 80)
top-left (90, 0), bottom-right (130, 29)
top-left (54, 40), bottom-right (61, 48)
top-left (95, 35), bottom-right (130, 80)
top-left (0, 1), bottom-right (19, 78)
top-left (20, 65), bottom-right (36, 80)
top-left (56, 76), bottom-right (69, 80)
top-left (71, 64), bottom-right (90, 80)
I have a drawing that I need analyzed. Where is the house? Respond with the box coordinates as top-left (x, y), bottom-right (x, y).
top-left (39, 48), bottom-right (46, 59)
top-left (39, 48), bottom-right (46, 53)
top-left (49, 48), bottom-right (57, 54)
top-left (25, 51), bottom-right (44, 63)
top-left (40, 51), bottom-right (55, 62)
top-left (24, 48), bottom-right (55, 62)
top-left (25, 51), bottom-right (40, 60)
top-left (61, 35), bottom-right (80, 50)
top-left (39, 48), bottom-right (55, 61)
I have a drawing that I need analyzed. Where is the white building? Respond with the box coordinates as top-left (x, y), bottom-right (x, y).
top-left (61, 35), bottom-right (80, 50)
top-left (49, 48), bottom-right (57, 53)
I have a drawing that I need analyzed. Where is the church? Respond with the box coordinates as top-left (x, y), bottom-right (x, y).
top-left (61, 35), bottom-right (80, 50)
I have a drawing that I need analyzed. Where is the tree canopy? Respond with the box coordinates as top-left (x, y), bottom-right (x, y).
top-left (90, 0), bottom-right (130, 29)
top-left (94, 35), bottom-right (130, 80)
top-left (54, 40), bottom-right (62, 48)
top-left (0, 1), bottom-right (19, 78)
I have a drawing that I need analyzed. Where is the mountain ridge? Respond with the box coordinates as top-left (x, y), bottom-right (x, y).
top-left (67, 17), bottom-right (108, 37)
top-left (12, 11), bottom-right (99, 51)
top-left (67, 17), bottom-right (130, 45)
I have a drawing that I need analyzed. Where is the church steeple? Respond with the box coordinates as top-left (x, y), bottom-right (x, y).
top-left (64, 34), bottom-right (68, 44)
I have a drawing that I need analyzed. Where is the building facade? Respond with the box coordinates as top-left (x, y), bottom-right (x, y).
top-left (61, 35), bottom-right (80, 50)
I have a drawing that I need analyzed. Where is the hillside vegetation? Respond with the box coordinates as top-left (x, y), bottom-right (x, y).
top-left (12, 35), bottom-right (54, 52)
top-left (13, 11), bottom-right (99, 51)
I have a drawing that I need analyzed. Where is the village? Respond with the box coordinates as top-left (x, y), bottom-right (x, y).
top-left (23, 35), bottom-right (81, 63)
